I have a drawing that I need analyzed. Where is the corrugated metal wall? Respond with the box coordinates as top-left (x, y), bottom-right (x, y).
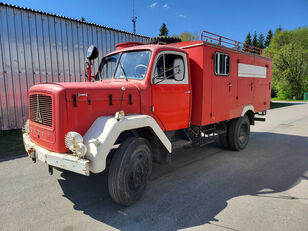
top-left (0, 3), bottom-right (148, 130)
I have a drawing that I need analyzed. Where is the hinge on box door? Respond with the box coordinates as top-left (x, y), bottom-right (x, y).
top-left (152, 106), bottom-right (154, 112)
top-left (210, 112), bottom-right (213, 118)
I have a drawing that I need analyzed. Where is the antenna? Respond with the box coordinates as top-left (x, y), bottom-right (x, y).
top-left (132, 0), bottom-right (137, 33)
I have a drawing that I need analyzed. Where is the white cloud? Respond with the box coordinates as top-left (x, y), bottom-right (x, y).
top-left (150, 2), bottom-right (157, 8)
top-left (177, 14), bottom-right (187, 18)
top-left (163, 4), bottom-right (170, 9)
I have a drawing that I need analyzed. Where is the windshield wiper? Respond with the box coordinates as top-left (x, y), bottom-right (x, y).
top-left (119, 62), bottom-right (128, 81)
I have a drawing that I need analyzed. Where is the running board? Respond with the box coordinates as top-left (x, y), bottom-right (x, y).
top-left (255, 117), bottom-right (266, 122)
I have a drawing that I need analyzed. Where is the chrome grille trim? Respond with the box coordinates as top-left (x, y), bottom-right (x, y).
top-left (29, 94), bottom-right (53, 127)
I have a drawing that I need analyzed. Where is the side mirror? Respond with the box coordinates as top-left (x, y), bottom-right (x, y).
top-left (86, 45), bottom-right (98, 61)
top-left (173, 58), bottom-right (185, 81)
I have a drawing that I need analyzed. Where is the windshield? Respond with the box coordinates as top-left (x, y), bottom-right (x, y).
top-left (96, 54), bottom-right (119, 80)
top-left (114, 51), bottom-right (151, 80)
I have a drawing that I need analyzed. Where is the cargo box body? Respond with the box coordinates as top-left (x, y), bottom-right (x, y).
top-left (172, 41), bottom-right (272, 126)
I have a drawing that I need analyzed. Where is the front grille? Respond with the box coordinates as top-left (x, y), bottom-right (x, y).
top-left (30, 94), bottom-right (53, 127)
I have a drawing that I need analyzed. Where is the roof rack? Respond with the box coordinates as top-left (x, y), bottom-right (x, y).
top-left (201, 30), bottom-right (263, 55)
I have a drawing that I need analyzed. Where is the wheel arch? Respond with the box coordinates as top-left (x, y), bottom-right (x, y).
top-left (241, 105), bottom-right (255, 125)
top-left (115, 126), bottom-right (170, 164)
top-left (83, 115), bottom-right (172, 173)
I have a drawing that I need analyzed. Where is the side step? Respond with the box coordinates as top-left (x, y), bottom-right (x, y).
top-left (172, 139), bottom-right (192, 151)
top-left (255, 117), bottom-right (266, 122)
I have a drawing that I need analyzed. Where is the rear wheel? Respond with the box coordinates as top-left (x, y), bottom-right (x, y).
top-left (228, 116), bottom-right (250, 151)
top-left (108, 137), bottom-right (152, 206)
top-left (219, 132), bottom-right (229, 149)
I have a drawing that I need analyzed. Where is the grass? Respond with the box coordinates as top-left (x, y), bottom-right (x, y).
top-left (271, 97), bottom-right (305, 102)
top-left (0, 129), bottom-right (26, 159)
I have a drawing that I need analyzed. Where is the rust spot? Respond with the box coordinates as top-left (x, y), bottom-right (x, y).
top-left (28, 148), bottom-right (36, 158)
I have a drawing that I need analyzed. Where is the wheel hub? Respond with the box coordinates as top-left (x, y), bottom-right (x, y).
top-left (128, 154), bottom-right (148, 192)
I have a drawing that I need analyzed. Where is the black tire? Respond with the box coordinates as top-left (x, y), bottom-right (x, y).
top-left (145, 36), bottom-right (182, 45)
top-left (228, 116), bottom-right (250, 151)
top-left (219, 132), bottom-right (229, 149)
top-left (108, 137), bottom-right (152, 206)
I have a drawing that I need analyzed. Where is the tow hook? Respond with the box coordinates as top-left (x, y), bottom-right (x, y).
top-left (48, 165), bottom-right (53, 175)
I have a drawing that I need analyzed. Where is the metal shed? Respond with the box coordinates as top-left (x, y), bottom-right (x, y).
top-left (0, 2), bottom-right (148, 130)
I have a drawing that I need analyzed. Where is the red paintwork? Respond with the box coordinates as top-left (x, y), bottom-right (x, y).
top-left (115, 42), bottom-right (144, 50)
top-left (29, 38), bottom-right (271, 153)
top-left (170, 41), bottom-right (272, 125)
top-left (152, 84), bottom-right (191, 131)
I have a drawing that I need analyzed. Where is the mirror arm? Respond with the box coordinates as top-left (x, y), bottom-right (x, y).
top-left (85, 60), bottom-right (96, 82)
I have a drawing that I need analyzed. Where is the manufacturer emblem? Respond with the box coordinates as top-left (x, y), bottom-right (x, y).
top-left (35, 95), bottom-right (43, 123)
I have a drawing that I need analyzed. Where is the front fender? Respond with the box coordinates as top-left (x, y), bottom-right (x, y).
top-left (83, 114), bottom-right (172, 173)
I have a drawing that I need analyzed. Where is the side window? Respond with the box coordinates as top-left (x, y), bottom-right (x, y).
top-left (153, 53), bottom-right (185, 84)
top-left (154, 55), bottom-right (165, 79)
top-left (214, 52), bottom-right (230, 76)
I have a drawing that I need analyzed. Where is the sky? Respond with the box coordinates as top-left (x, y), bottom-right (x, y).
top-left (2, 0), bottom-right (308, 42)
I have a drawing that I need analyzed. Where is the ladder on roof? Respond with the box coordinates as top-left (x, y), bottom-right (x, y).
top-left (201, 30), bottom-right (264, 55)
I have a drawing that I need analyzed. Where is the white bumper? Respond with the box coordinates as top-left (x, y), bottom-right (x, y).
top-left (23, 133), bottom-right (90, 176)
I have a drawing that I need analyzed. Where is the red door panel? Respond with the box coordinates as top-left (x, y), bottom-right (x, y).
top-left (152, 84), bottom-right (190, 131)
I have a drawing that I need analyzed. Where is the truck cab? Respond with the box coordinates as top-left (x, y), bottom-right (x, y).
top-left (23, 32), bottom-right (271, 206)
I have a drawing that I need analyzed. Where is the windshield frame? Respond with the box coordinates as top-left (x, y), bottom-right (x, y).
top-left (97, 49), bottom-right (152, 81)
top-left (114, 50), bottom-right (152, 80)
top-left (96, 53), bottom-right (119, 80)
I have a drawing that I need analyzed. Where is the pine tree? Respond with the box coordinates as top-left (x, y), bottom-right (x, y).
top-left (159, 23), bottom-right (169, 36)
top-left (275, 25), bottom-right (282, 34)
top-left (257, 32), bottom-right (265, 49)
top-left (264, 29), bottom-right (273, 47)
top-left (252, 31), bottom-right (258, 53)
top-left (243, 32), bottom-right (252, 51)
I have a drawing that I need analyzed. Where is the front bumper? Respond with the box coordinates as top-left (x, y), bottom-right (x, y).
top-left (23, 133), bottom-right (90, 176)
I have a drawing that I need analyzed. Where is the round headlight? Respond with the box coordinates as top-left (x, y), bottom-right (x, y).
top-left (75, 143), bottom-right (87, 158)
top-left (65, 132), bottom-right (83, 151)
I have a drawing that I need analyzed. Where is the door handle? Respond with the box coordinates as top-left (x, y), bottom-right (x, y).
top-left (184, 91), bottom-right (191, 94)
top-left (227, 83), bottom-right (232, 87)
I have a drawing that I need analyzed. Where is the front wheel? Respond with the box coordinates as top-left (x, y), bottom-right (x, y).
top-left (228, 116), bottom-right (250, 151)
top-left (108, 137), bottom-right (152, 206)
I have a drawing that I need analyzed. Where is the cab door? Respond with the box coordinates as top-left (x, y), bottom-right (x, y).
top-left (151, 51), bottom-right (191, 131)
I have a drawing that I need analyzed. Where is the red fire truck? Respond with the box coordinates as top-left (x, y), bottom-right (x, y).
top-left (23, 31), bottom-right (272, 206)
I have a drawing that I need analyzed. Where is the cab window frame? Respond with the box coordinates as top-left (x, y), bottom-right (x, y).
top-left (214, 52), bottom-right (230, 76)
top-left (151, 51), bottom-right (188, 85)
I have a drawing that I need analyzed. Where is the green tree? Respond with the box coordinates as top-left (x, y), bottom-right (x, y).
top-left (264, 29), bottom-right (273, 47)
top-left (243, 32), bottom-right (252, 51)
top-left (269, 27), bottom-right (308, 99)
top-left (275, 25), bottom-right (282, 34)
top-left (173, 32), bottom-right (199, 41)
top-left (252, 31), bottom-right (258, 52)
top-left (159, 23), bottom-right (168, 36)
top-left (81, 17), bottom-right (86, 22)
top-left (257, 32), bottom-right (265, 49)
